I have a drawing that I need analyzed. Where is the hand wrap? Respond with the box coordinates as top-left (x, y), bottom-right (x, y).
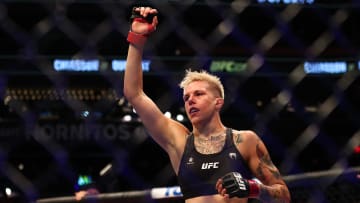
top-left (221, 172), bottom-right (260, 198)
top-left (127, 7), bottom-right (156, 46)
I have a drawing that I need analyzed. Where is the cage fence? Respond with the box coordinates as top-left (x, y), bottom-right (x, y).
top-left (0, 0), bottom-right (359, 203)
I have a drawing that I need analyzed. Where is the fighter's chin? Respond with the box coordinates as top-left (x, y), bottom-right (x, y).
top-left (189, 116), bottom-right (201, 125)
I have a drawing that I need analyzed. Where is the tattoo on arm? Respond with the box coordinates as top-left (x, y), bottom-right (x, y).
top-left (254, 141), bottom-right (290, 202)
top-left (235, 133), bottom-right (243, 144)
top-left (259, 184), bottom-right (289, 202)
top-left (255, 143), bottom-right (281, 180)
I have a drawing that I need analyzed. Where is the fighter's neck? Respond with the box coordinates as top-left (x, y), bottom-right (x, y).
top-left (192, 123), bottom-right (226, 138)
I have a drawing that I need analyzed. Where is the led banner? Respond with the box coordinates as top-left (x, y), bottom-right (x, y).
top-left (51, 58), bottom-right (360, 75)
top-left (112, 59), bottom-right (150, 72)
top-left (0, 122), bottom-right (139, 143)
top-left (256, 0), bottom-right (315, 4)
top-left (255, 0), bottom-right (354, 4)
top-left (209, 60), bottom-right (247, 73)
top-left (303, 61), bottom-right (357, 74)
top-left (53, 59), bottom-right (150, 72)
top-left (54, 59), bottom-right (99, 72)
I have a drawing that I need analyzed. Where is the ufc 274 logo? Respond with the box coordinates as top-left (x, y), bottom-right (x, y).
top-left (201, 162), bottom-right (219, 169)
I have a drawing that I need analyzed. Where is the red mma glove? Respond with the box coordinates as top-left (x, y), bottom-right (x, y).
top-left (127, 7), bottom-right (158, 47)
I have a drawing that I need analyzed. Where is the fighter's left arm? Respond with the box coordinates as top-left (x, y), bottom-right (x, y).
top-left (246, 131), bottom-right (291, 202)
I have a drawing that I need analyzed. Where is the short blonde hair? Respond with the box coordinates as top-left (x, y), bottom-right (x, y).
top-left (179, 69), bottom-right (224, 99)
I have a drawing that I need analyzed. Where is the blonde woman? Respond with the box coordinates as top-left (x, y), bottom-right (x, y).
top-left (124, 6), bottom-right (290, 203)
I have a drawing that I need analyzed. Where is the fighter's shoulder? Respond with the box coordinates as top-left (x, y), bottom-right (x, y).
top-left (167, 119), bottom-right (191, 140)
top-left (231, 129), bottom-right (259, 144)
top-left (231, 129), bottom-right (258, 138)
top-left (231, 130), bottom-right (262, 160)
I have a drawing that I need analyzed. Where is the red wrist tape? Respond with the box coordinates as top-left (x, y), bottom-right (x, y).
top-left (248, 179), bottom-right (260, 198)
top-left (127, 31), bottom-right (148, 47)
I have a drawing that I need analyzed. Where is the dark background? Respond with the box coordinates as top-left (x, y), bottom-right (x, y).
top-left (0, 0), bottom-right (359, 202)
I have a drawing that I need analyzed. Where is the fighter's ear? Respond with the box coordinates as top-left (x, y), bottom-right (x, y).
top-left (215, 97), bottom-right (224, 108)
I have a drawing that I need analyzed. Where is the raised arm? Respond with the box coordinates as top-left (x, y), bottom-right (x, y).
top-left (123, 7), bottom-right (188, 155)
top-left (123, 7), bottom-right (157, 101)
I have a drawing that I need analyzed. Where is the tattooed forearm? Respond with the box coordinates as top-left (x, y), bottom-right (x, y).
top-left (256, 143), bottom-right (281, 180)
top-left (253, 140), bottom-right (291, 202)
top-left (259, 185), bottom-right (290, 203)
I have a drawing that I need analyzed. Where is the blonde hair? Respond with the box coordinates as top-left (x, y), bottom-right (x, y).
top-left (179, 69), bottom-right (224, 99)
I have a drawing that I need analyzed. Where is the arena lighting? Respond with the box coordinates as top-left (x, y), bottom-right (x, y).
top-left (99, 163), bottom-right (112, 176)
top-left (164, 111), bottom-right (171, 118)
top-left (77, 175), bottom-right (93, 187)
top-left (176, 114), bottom-right (184, 122)
top-left (5, 187), bottom-right (12, 197)
top-left (354, 146), bottom-right (360, 154)
top-left (5, 88), bottom-right (117, 102)
top-left (122, 114), bottom-right (132, 122)
top-left (80, 111), bottom-right (89, 118)
top-left (18, 163), bottom-right (24, 171)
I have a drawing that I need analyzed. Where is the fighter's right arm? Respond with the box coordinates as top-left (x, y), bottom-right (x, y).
top-left (124, 7), bottom-right (157, 101)
top-left (123, 7), bottom-right (188, 154)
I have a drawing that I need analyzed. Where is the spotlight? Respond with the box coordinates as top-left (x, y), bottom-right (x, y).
top-left (18, 163), bottom-right (24, 170)
top-left (122, 114), bottom-right (132, 122)
top-left (176, 114), bottom-right (184, 122)
top-left (81, 111), bottom-right (90, 118)
top-left (164, 111), bottom-right (171, 118)
top-left (5, 187), bottom-right (12, 197)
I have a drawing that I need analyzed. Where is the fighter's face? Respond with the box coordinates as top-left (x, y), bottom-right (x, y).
top-left (183, 81), bottom-right (221, 124)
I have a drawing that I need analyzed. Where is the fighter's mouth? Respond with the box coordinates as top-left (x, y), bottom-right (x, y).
top-left (189, 107), bottom-right (199, 114)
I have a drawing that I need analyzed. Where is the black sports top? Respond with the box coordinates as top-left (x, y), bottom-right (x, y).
top-left (177, 128), bottom-right (253, 200)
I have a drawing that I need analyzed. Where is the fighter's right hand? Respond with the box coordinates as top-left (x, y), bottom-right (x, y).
top-left (130, 7), bottom-right (158, 34)
top-left (127, 7), bottom-right (158, 46)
